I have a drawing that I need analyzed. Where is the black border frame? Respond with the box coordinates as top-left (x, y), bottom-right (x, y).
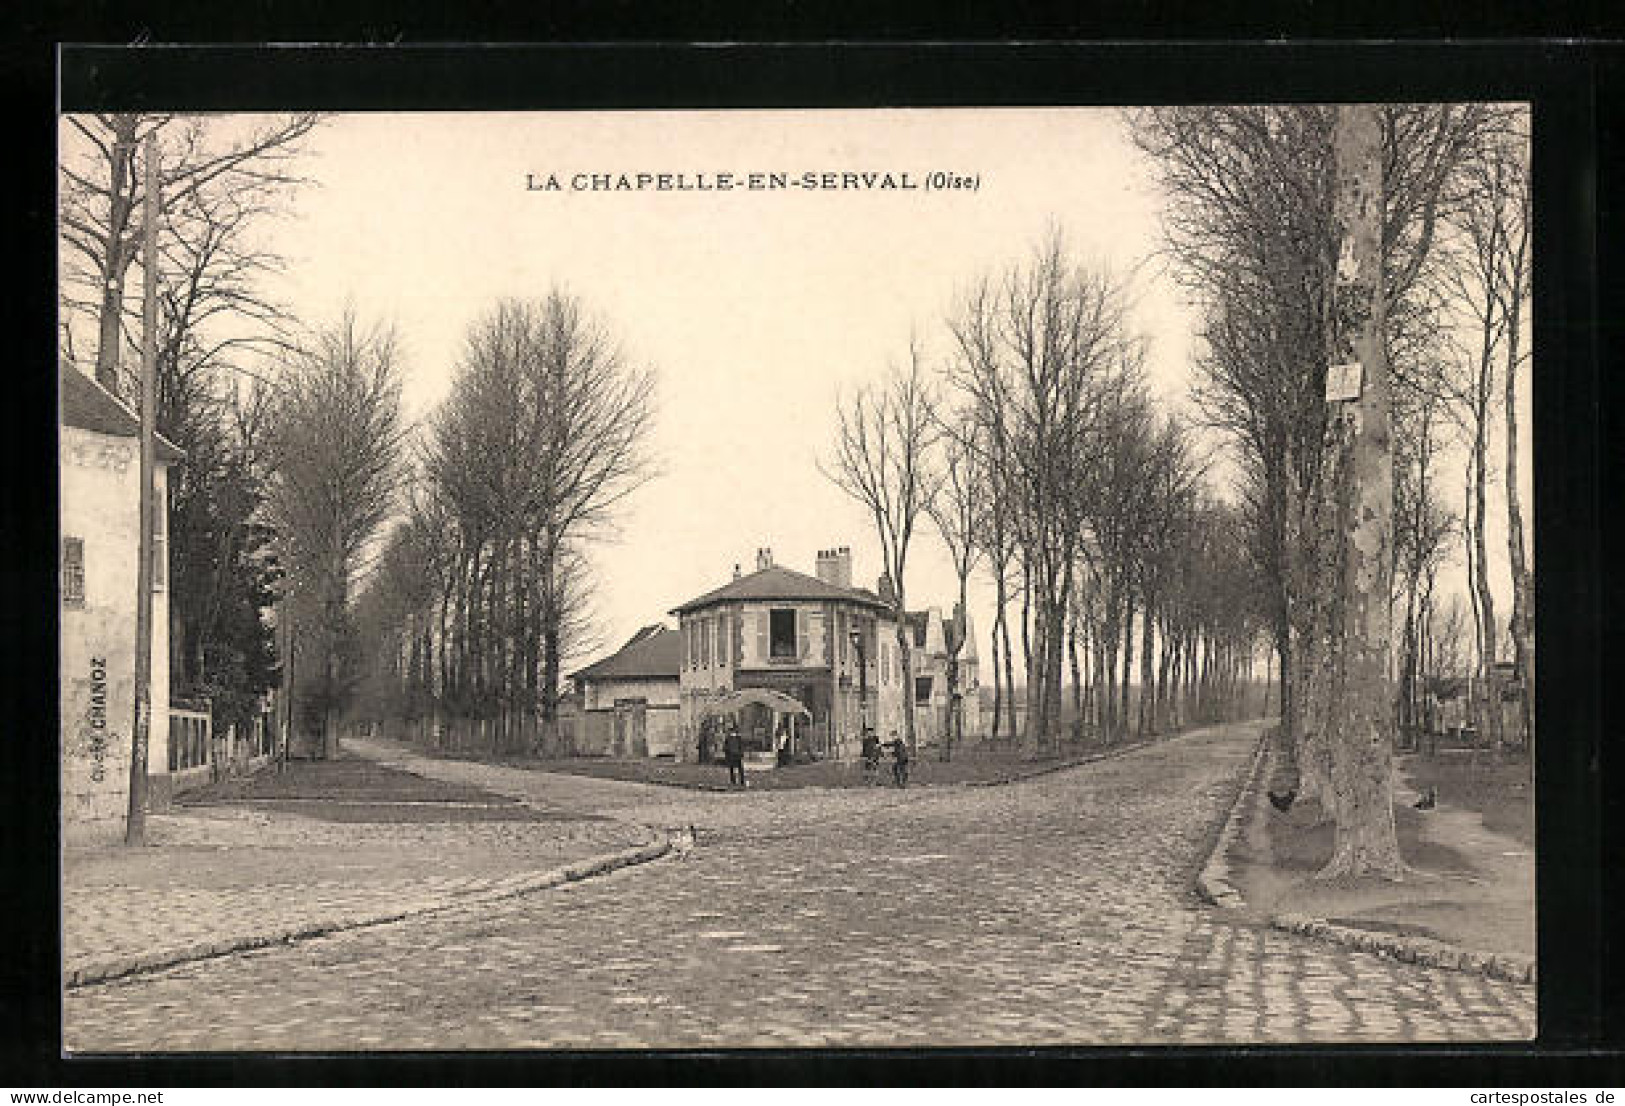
top-left (7, 39), bottom-right (1617, 1087)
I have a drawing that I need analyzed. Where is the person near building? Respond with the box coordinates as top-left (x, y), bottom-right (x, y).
top-left (889, 734), bottom-right (910, 789)
top-left (861, 729), bottom-right (882, 782)
top-left (723, 720), bottom-right (746, 788)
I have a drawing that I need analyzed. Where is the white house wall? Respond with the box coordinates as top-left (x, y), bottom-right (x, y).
top-left (583, 676), bottom-right (681, 712)
top-left (60, 426), bottom-right (171, 845)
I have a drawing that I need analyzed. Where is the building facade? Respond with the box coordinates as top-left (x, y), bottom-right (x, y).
top-left (570, 625), bottom-right (682, 757)
top-left (59, 364), bottom-right (182, 844)
top-left (904, 607), bottom-right (982, 747)
top-left (671, 546), bottom-right (925, 763)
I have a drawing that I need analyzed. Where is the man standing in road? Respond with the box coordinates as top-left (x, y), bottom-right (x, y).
top-left (890, 734), bottom-right (910, 788)
top-left (723, 720), bottom-right (746, 789)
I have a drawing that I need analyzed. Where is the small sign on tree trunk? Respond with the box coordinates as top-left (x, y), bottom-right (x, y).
top-left (1326, 360), bottom-right (1363, 403)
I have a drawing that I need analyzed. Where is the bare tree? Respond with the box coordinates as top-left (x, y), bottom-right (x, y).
top-left (1392, 389), bottom-right (1458, 746)
top-left (1438, 116), bottom-right (1533, 748)
top-left (59, 112), bottom-right (320, 395)
top-left (1315, 104), bottom-right (1403, 880)
top-left (264, 311), bottom-right (405, 758)
top-left (1127, 104), bottom-right (1504, 818)
top-left (415, 294), bottom-right (656, 754)
top-left (926, 413), bottom-right (985, 759)
top-left (60, 113), bottom-right (319, 746)
top-left (946, 230), bottom-right (1138, 751)
top-left (824, 340), bottom-right (941, 754)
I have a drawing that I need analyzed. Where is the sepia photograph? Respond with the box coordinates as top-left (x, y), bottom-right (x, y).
top-left (57, 99), bottom-right (1538, 1052)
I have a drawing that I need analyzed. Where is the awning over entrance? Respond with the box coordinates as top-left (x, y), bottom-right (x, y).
top-left (698, 688), bottom-right (812, 719)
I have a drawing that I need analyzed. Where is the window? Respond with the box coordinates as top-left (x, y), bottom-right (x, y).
top-left (770, 608), bottom-right (797, 658)
top-left (62, 537), bottom-right (85, 607)
top-left (916, 675), bottom-right (934, 705)
top-left (151, 493), bottom-right (167, 591)
top-left (716, 614), bottom-right (728, 667)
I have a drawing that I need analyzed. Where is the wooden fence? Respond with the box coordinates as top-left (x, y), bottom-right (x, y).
top-left (169, 706), bottom-right (211, 772)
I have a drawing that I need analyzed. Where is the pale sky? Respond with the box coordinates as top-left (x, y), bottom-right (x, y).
top-left (244, 108), bottom-right (1526, 667)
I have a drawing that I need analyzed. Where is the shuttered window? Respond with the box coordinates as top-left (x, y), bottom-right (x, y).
top-left (770, 609), bottom-right (797, 658)
top-left (62, 537), bottom-right (85, 607)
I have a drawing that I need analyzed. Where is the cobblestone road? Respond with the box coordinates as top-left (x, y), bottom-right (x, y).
top-left (63, 760), bottom-right (645, 983)
top-left (63, 723), bottom-right (1536, 1051)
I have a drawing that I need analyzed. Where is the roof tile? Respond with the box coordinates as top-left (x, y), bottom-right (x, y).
top-left (671, 564), bottom-right (889, 615)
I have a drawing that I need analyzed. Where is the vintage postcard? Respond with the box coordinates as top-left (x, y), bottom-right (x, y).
top-left (58, 100), bottom-right (1536, 1051)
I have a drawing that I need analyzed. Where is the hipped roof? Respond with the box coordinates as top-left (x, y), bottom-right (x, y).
top-left (671, 564), bottom-right (890, 616)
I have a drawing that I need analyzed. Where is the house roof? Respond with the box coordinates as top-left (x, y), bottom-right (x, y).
top-left (571, 626), bottom-right (681, 682)
top-left (670, 563), bottom-right (892, 616)
top-left (60, 362), bottom-right (184, 462)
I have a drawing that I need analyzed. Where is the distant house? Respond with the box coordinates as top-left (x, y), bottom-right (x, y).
top-left (570, 625), bottom-right (682, 757)
top-left (673, 545), bottom-right (978, 764)
top-left (59, 363), bottom-right (183, 844)
top-left (903, 607), bottom-right (982, 746)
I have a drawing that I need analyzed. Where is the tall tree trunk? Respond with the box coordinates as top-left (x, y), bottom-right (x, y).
top-left (1020, 559), bottom-right (1036, 747)
top-left (1119, 590), bottom-right (1135, 741)
top-left (1045, 591), bottom-right (1066, 751)
top-left (1318, 105), bottom-right (1403, 881)
top-left (1101, 596), bottom-right (1119, 738)
top-left (1504, 308), bottom-right (1534, 750)
top-left (540, 544), bottom-right (563, 756)
top-left (1068, 604), bottom-right (1083, 738)
top-left (1001, 587), bottom-right (1017, 742)
top-left (1471, 388), bottom-right (1502, 750)
top-left (990, 596), bottom-right (1005, 741)
top-left (92, 116), bottom-right (141, 394)
top-left (1138, 592), bottom-right (1156, 736)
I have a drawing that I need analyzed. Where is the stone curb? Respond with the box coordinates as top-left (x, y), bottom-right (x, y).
top-left (1269, 912), bottom-right (1537, 986)
top-left (65, 828), bottom-right (687, 991)
top-left (1194, 727), bottom-right (1270, 910)
top-left (1191, 730), bottom-right (1538, 989)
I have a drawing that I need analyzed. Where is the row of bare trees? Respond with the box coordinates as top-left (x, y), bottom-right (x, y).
top-left (1128, 104), bottom-right (1532, 878)
top-left (348, 294), bottom-right (657, 754)
top-left (60, 113), bottom-right (323, 741)
top-left (262, 313), bottom-right (406, 757)
top-left (826, 231), bottom-right (1271, 760)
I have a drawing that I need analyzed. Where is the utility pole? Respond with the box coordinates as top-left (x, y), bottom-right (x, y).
top-left (125, 131), bottom-right (158, 846)
top-left (1318, 104), bottom-right (1403, 880)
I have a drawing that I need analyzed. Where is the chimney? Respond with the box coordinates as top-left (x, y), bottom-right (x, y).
top-left (733, 563), bottom-right (742, 580)
top-left (816, 545), bottom-right (855, 589)
top-left (756, 547), bottom-right (773, 571)
top-left (877, 573), bottom-right (896, 606)
top-left (815, 548), bottom-right (837, 586)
